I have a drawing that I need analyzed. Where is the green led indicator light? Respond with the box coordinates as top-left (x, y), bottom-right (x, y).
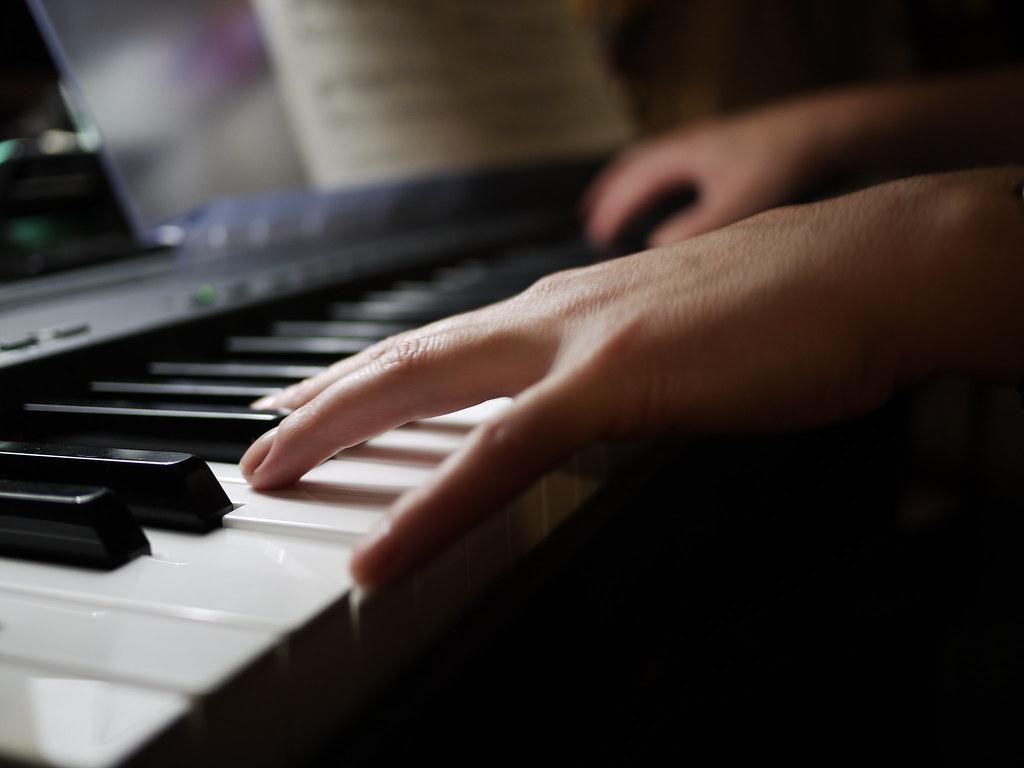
top-left (194, 284), bottom-right (217, 306)
top-left (0, 139), bottom-right (18, 165)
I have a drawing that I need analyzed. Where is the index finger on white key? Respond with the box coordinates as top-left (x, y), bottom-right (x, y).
top-left (251, 311), bottom-right (478, 411)
top-left (243, 320), bottom-right (549, 490)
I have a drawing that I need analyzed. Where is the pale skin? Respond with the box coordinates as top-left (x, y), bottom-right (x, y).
top-left (241, 68), bottom-right (1024, 590)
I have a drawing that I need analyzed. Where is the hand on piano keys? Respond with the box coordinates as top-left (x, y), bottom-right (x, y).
top-left (0, 238), bottom-right (607, 768)
top-left (245, 177), bottom-right (975, 590)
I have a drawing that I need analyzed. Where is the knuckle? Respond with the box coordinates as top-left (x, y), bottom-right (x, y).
top-left (376, 333), bottom-right (435, 378)
top-left (520, 267), bottom-right (595, 318)
top-left (592, 314), bottom-right (650, 369)
top-left (525, 269), bottom-right (573, 296)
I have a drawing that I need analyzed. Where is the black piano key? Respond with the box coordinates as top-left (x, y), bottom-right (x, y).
top-left (328, 297), bottom-right (485, 323)
top-left (91, 379), bottom-right (283, 403)
top-left (271, 320), bottom-right (411, 339)
top-left (0, 479), bottom-right (151, 569)
top-left (225, 336), bottom-right (372, 356)
top-left (390, 278), bottom-right (479, 292)
top-left (363, 286), bottom-right (514, 304)
top-left (148, 361), bottom-right (326, 380)
top-left (21, 400), bottom-right (285, 463)
top-left (0, 443), bottom-right (233, 533)
top-left (439, 252), bottom-right (585, 282)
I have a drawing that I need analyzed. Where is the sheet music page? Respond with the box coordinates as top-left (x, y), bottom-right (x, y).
top-left (252, 0), bottom-right (633, 188)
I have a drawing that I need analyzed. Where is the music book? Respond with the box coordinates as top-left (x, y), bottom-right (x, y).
top-left (252, 0), bottom-right (633, 189)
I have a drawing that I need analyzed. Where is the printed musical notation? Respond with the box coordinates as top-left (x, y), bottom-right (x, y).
top-left (253, 0), bottom-right (631, 188)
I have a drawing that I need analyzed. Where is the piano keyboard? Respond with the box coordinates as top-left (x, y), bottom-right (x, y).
top-left (0, 237), bottom-right (609, 768)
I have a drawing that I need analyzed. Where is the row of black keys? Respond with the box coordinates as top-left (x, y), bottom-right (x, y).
top-left (15, 240), bottom-right (592, 462)
top-left (0, 446), bottom-right (228, 568)
top-left (0, 239), bottom-right (594, 570)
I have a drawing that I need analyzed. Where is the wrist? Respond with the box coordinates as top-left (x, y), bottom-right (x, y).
top-left (747, 85), bottom-right (904, 192)
top-left (893, 168), bottom-right (1024, 386)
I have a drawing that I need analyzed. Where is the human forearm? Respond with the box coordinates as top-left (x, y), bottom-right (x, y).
top-left (583, 66), bottom-right (1024, 248)
top-left (794, 67), bottom-right (1024, 180)
top-left (243, 166), bottom-right (1024, 588)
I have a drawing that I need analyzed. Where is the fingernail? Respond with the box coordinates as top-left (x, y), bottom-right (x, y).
top-left (239, 426), bottom-right (278, 480)
top-left (251, 395), bottom-right (279, 410)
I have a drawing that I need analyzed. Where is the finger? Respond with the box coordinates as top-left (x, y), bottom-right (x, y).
top-left (241, 319), bottom-right (550, 489)
top-left (250, 353), bottom-right (369, 411)
top-left (578, 149), bottom-right (633, 215)
top-left (646, 205), bottom-right (723, 245)
top-left (349, 372), bottom-right (604, 589)
top-left (584, 145), bottom-right (696, 245)
top-left (250, 312), bottom-right (483, 412)
top-left (647, 197), bottom-right (754, 245)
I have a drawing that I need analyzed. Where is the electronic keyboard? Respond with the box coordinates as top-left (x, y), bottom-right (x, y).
top-left (0, 230), bottom-right (615, 768)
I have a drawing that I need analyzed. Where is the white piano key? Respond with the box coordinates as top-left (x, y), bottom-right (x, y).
top-left (342, 426), bottom-right (464, 463)
top-left (572, 443), bottom-right (613, 507)
top-left (0, 527), bottom-right (352, 632)
top-left (148, 362), bottom-right (326, 379)
top-left (543, 467), bottom-right (581, 532)
top-left (209, 458), bottom-right (433, 495)
top-left (507, 478), bottom-right (547, 561)
top-left (0, 529), bottom-right (361, 764)
top-left (464, 508), bottom-right (511, 601)
top-left (222, 482), bottom-right (387, 544)
top-left (414, 538), bottom-right (469, 647)
top-left (349, 579), bottom-right (419, 697)
top-left (0, 590), bottom-right (286, 768)
top-left (0, 588), bottom-right (274, 696)
top-left (0, 659), bottom-right (190, 768)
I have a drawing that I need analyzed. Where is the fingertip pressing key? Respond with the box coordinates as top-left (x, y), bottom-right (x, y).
top-left (239, 426), bottom-right (278, 481)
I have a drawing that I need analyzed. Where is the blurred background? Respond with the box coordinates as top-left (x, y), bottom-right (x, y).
top-left (569, 0), bottom-right (1024, 132)
top-left (2, 0), bottom-right (1022, 278)
top-left (6, 0), bottom-right (1024, 165)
